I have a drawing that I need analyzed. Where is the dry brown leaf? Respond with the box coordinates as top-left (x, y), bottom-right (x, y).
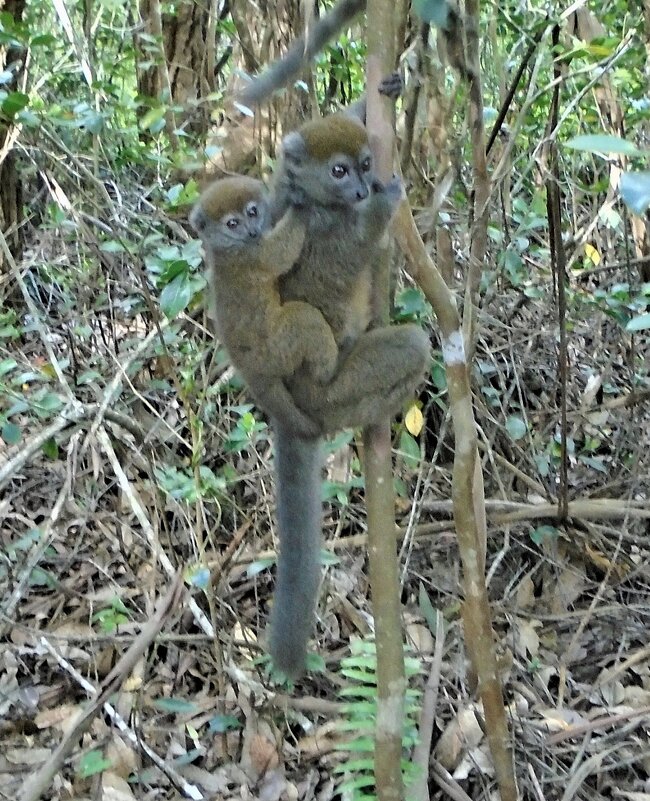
top-left (101, 772), bottom-right (136, 801)
top-left (453, 743), bottom-right (495, 781)
top-left (404, 621), bottom-right (434, 654)
top-left (232, 621), bottom-right (258, 663)
top-left (179, 765), bottom-right (232, 795)
top-left (241, 718), bottom-right (280, 782)
top-left (513, 618), bottom-right (541, 660)
top-left (515, 574), bottom-right (535, 609)
top-left (105, 736), bottom-right (139, 780)
top-left (249, 732), bottom-right (280, 776)
top-left (257, 768), bottom-right (289, 801)
top-left (537, 708), bottom-right (587, 731)
top-left (435, 704), bottom-right (484, 771)
top-left (35, 703), bottom-right (82, 732)
top-left (623, 686), bottom-right (650, 706)
top-left (296, 720), bottom-right (344, 758)
top-left (591, 678), bottom-right (626, 706)
top-left (585, 543), bottom-right (628, 578)
top-left (5, 748), bottom-right (52, 765)
top-left (550, 566), bottom-right (587, 616)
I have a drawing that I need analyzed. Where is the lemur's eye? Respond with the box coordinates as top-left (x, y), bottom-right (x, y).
top-left (331, 164), bottom-right (348, 179)
top-left (226, 217), bottom-right (240, 230)
top-left (246, 203), bottom-right (259, 218)
top-left (361, 157), bottom-right (372, 172)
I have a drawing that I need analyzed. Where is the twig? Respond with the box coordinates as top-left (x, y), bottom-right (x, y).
top-left (38, 633), bottom-right (204, 798)
top-left (417, 498), bottom-right (650, 521)
top-left (411, 610), bottom-right (445, 801)
top-left (18, 574), bottom-right (189, 801)
top-left (364, 4), bottom-right (407, 796)
top-left (545, 25), bottom-right (569, 521)
top-left (0, 232), bottom-right (80, 410)
top-left (0, 404), bottom-right (86, 491)
top-left (547, 706), bottom-right (650, 746)
top-left (430, 761), bottom-right (474, 801)
top-left (594, 643), bottom-right (650, 687)
top-left (96, 426), bottom-right (215, 638)
top-left (0, 432), bottom-right (79, 633)
top-left (82, 322), bottom-right (168, 452)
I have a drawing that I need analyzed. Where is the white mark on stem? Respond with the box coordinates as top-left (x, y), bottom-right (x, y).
top-left (442, 330), bottom-right (466, 365)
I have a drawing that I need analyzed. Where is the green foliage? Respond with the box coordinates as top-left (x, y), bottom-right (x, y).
top-left (155, 464), bottom-right (227, 503)
top-left (153, 697), bottom-right (200, 714)
top-left (208, 714), bottom-right (241, 733)
top-left (394, 288), bottom-right (431, 323)
top-left (565, 134), bottom-right (646, 158)
top-left (530, 525), bottom-right (560, 547)
top-left (223, 408), bottom-right (268, 452)
top-left (92, 596), bottom-right (132, 633)
top-left (334, 640), bottom-right (423, 801)
top-left (145, 239), bottom-right (205, 319)
top-left (77, 749), bottom-right (112, 779)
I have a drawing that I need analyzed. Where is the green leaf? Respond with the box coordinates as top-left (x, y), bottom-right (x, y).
top-left (626, 312), bottom-right (650, 331)
top-left (578, 455), bottom-right (607, 473)
top-left (208, 714), bottom-right (241, 733)
top-left (153, 697), bottom-right (199, 714)
top-left (77, 750), bottom-right (112, 779)
top-left (305, 651), bottom-right (326, 673)
top-left (139, 105), bottom-right (166, 132)
top-left (565, 134), bottom-right (645, 157)
top-left (530, 525), bottom-right (559, 546)
top-left (100, 239), bottom-right (126, 253)
top-left (505, 415), bottom-right (527, 441)
top-left (398, 430), bottom-right (420, 470)
top-left (30, 34), bottom-right (57, 46)
top-left (620, 172), bottom-right (650, 215)
top-left (0, 358), bottom-right (17, 376)
top-left (2, 421), bottom-right (21, 445)
top-left (320, 548), bottom-right (340, 566)
top-left (394, 287), bottom-right (429, 320)
top-left (1, 91), bottom-right (28, 118)
top-left (160, 272), bottom-right (191, 318)
top-left (418, 584), bottom-right (441, 634)
top-left (33, 392), bottom-right (65, 417)
top-left (29, 567), bottom-right (55, 587)
top-left (42, 437), bottom-right (59, 460)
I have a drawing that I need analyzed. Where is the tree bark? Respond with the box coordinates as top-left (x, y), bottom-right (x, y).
top-left (0, 0), bottom-right (27, 271)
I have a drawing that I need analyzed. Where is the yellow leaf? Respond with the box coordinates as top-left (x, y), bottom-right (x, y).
top-left (123, 673), bottom-right (142, 692)
top-left (40, 363), bottom-right (58, 379)
top-left (405, 404), bottom-right (424, 436)
top-left (584, 243), bottom-right (601, 265)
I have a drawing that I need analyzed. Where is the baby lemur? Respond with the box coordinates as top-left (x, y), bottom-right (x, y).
top-left (267, 112), bottom-right (431, 679)
top-left (189, 176), bottom-right (338, 439)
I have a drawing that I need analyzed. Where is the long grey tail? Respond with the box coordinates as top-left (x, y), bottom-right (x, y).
top-left (238, 0), bottom-right (365, 108)
top-left (269, 428), bottom-right (323, 679)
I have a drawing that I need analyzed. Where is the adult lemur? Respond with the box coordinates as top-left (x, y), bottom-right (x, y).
top-left (204, 1), bottom-right (431, 676)
top-left (268, 112), bottom-right (430, 678)
top-left (189, 176), bottom-right (337, 439)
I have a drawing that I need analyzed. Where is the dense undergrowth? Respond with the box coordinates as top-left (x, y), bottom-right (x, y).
top-left (1, 0), bottom-right (649, 799)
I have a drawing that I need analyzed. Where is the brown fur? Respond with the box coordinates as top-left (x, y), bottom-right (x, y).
top-left (191, 177), bottom-right (339, 439)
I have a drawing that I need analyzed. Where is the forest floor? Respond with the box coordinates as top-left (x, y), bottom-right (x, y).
top-left (1, 237), bottom-right (649, 801)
